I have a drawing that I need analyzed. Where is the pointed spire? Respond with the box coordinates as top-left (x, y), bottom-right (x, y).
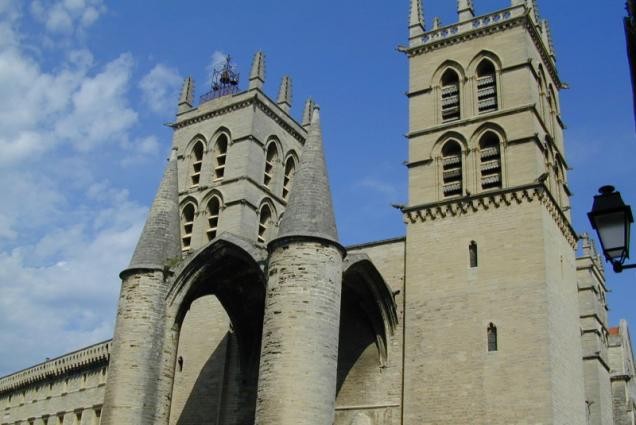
top-left (178, 76), bottom-right (195, 114)
top-left (302, 97), bottom-right (315, 127)
top-left (277, 75), bottom-right (293, 114)
top-left (249, 51), bottom-right (266, 91)
top-left (457, 0), bottom-right (475, 21)
top-left (273, 106), bottom-right (339, 245)
top-left (432, 17), bottom-right (442, 30)
top-left (125, 149), bottom-right (181, 274)
top-left (409, 0), bottom-right (425, 39)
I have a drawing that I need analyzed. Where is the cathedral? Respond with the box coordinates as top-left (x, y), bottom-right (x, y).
top-left (1, 1), bottom-right (635, 424)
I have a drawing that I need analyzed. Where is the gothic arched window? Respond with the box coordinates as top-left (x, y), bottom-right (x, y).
top-left (476, 60), bottom-right (498, 113)
top-left (206, 196), bottom-right (221, 241)
top-left (282, 155), bottom-right (296, 200)
top-left (181, 203), bottom-right (195, 251)
top-left (441, 140), bottom-right (463, 197)
top-left (487, 323), bottom-right (498, 352)
top-left (258, 204), bottom-right (273, 244)
top-left (441, 69), bottom-right (461, 122)
top-left (190, 141), bottom-right (204, 187)
top-left (213, 134), bottom-right (228, 181)
top-left (264, 142), bottom-right (279, 189)
top-left (479, 132), bottom-right (502, 190)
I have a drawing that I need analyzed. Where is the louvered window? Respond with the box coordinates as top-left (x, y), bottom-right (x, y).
top-left (476, 60), bottom-right (498, 113)
top-left (479, 133), bottom-right (502, 190)
top-left (181, 204), bottom-right (195, 251)
top-left (441, 70), bottom-right (461, 122)
top-left (264, 143), bottom-right (279, 189)
top-left (442, 141), bottom-right (463, 197)
top-left (283, 156), bottom-right (296, 200)
top-left (206, 197), bottom-right (221, 241)
top-left (258, 205), bottom-right (272, 244)
top-left (214, 135), bottom-right (228, 181)
top-left (190, 142), bottom-right (204, 187)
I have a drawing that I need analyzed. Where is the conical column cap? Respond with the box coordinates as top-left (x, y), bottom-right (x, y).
top-left (124, 149), bottom-right (181, 275)
top-left (273, 106), bottom-right (339, 246)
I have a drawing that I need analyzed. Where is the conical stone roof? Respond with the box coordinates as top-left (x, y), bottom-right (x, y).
top-left (273, 106), bottom-right (339, 245)
top-left (125, 149), bottom-right (181, 273)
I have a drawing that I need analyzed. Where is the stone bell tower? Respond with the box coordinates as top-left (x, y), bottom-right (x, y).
top-left (401, 0), bottom-right (586, 423)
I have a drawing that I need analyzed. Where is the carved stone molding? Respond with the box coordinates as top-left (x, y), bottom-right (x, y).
top-left (404, 184), bottom-right (577, 247)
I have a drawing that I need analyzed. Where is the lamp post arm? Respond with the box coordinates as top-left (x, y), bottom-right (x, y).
top-left (612, 261), bottom-right (636, 273)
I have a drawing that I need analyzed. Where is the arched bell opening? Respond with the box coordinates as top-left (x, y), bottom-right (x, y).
top-left (336, 254), bottom-right (398, 408)
top-left (166, 235), bottom-right (266, 425)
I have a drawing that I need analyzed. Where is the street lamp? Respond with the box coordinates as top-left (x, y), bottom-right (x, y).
top-left (588, 185), bottom-right (636, 273)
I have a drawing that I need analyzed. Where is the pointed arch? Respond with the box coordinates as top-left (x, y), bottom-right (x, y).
top-left (476, 58), bottom-right (498, 113)
top-left (205, 194), bottom-right (223, 241)
top-left (478, 131), bottom-right (503, 190)
top-left (181, 202), bottom-right (196, 252)
top-left (468, 50), bottom-right (503, 73)
top-left (257, 200), bottom-right (277, 244)
top-left (263, 138), bottom-right (281, 189)
top-left (165, 235), bottom-right (268, 424)
top-left (440, 139), bottom-right (463, 197)
top-left (212, 132), bottom-right (229, 181)
top-left (282, 152), bottom-right (298, 201)
top-left (189, 140), bottom-right (205, 187)
top-left (440, 68), bottom-right (461, 121)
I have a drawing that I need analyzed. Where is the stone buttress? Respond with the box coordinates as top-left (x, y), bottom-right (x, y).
top-left (101, 149), bottom-right (181, 425)
top-left (255, 107), bottom-right (344, 425)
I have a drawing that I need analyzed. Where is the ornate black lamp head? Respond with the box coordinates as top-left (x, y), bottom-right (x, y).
top-left (588, 186), bottom-right (634, 272)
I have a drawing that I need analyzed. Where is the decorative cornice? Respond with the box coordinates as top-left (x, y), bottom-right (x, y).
top-left (404, 7), bottom-right (561, 89)
top-left (169, 92), bottom-right (307, 144)
top-left (0, 340), bottom-right (111, 394)
top-left (403, 184), bottom-right (577, 248)
top-left (406, 103), bottom-right (536, 138)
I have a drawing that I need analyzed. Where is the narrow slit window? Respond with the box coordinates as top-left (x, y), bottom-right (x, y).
top-left (488, 323), bottom-right (498, 352)
top-left (469, 241), bottom-right (478, 268)
top-left (190, 141), bottom-right (204, 187)
top-left (214, 134), bottom-right (228, 181)
top-left (476, 60), bottom-right (498, 113)
top-left (258, 205), bottom-right (272, 244)
top-left (441, 69), bottom-right (461, 122)
top-left (283, 156), bottom-right (296, 200)
top-left (441, 141), bottom-right (463, 197)
top-left (479, 132), bottom-right (502, 190)
top-left (206, 197), bottom-right (220, 241)
top-left (181, 204), bottom-right (195, 251)
top-left (177, 356), bottom-right (184, 372)
top-left (264, 143), bottom-right (279, 189)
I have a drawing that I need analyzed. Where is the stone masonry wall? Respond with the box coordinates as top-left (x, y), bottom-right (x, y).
top-left (0, 341), bottom-right (110, 425)
top-left (255, 241), bottom-right (342, 425)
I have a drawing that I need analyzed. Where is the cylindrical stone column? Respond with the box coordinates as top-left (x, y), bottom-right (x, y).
top-left (255, 240), bottom-right (343, 425)
top-left (101, 269), bottom-right (167, 425)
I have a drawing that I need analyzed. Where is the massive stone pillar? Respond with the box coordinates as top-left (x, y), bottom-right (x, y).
top-left (101, 150), bottom-right (181, 425)
top-left (255, 107), bottom-right (344, 425)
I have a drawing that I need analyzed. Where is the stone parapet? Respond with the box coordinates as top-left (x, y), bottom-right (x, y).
top-left (0, 340), bottom-right (111, 394)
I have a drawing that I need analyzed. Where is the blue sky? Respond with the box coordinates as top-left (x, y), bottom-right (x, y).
top-left (0, 0), bottom-right (634, 376)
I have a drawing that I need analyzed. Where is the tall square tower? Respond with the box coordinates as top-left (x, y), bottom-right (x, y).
top-left (401, 1), bottom-right (585, 423)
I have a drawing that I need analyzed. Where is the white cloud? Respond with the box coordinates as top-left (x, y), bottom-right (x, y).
top-left (55, 53), bottom-right (138, 151)
top-left (30, 0), bottom-right (106, 36)
top-left (0, 0), bottom-right (174, 376)
top-left (139, 64), bottom-right (182, 115)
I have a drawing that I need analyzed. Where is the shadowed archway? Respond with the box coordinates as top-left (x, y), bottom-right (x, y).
top-left (166, 234), bottom-right (267, 425)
